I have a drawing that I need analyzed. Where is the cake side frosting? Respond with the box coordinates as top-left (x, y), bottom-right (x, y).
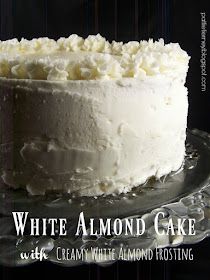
top-left (0, 76), bottom-right (188, 196)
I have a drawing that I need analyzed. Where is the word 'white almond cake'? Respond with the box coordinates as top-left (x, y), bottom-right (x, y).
top-left (0, 34), bottom-right (190, 196)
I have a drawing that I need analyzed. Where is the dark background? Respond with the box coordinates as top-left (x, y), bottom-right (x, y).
top-left (0, 0), bottom-right (209, 279)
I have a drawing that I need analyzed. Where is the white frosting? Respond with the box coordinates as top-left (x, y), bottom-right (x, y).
top-left (0, 34), bottom-right (189, 196)
top-left (0, 76), bottom-right (188, 196)
top-left (0, 35), bottom-right (190, 81)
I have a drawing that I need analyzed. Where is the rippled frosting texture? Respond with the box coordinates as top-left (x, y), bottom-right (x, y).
top-left (0, 34), bottom-right (190, 81)
top-left (0, 77), bottom-right (188, 196)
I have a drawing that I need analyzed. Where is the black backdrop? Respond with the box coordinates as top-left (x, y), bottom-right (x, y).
top-left (0, 0), bottom-right (210, 279)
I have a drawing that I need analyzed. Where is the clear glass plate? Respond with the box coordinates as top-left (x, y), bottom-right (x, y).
top-left (0, 128), bottom-right (209, 266)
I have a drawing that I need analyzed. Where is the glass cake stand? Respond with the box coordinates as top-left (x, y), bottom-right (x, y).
top-left (0, 128), bottom-right (210, 266)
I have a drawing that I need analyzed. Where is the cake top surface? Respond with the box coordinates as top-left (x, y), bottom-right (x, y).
top-left (0, 34), bottom-right (190, 81)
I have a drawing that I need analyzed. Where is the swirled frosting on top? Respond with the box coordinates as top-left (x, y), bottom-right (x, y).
top-left (0, 34), bottom-right (190, 81)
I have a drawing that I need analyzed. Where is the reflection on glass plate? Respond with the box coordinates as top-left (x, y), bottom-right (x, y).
top-left (0, 129), bottom-right (210, 266)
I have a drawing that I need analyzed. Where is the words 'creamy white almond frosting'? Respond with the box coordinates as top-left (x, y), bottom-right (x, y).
top-left (0, 34), bottom-right (190, 196)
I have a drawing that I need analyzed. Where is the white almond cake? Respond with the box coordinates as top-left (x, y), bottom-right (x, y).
top-left (0, 34), bottom-right (190, 196)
